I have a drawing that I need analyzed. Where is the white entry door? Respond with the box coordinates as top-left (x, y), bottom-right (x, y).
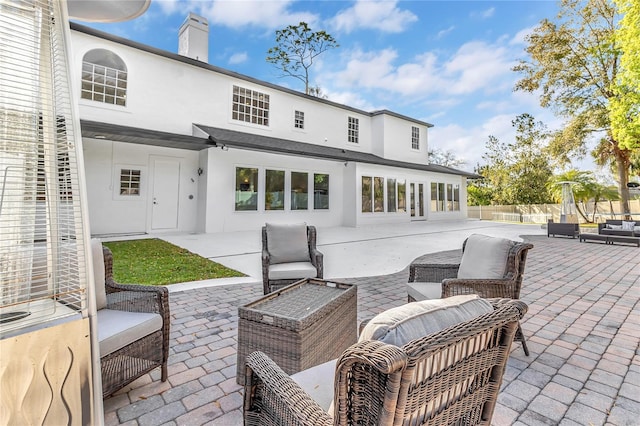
top-left (410, 182), bottom-right (426, 221)
top-left (151, 157), bottom-right (180, 230)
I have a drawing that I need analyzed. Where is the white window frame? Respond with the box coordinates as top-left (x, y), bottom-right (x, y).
top-left (113, 164), bottom-right (146, 200)
top-left (232, 85), bottom-right (270, 127)
top-left (81, 49), bottom-right (127, 106)
top-left (294, 110), bottom-right (305, 130)
top-left (411, 126), bottom-right (420, 150)
top-left (348, 116), bottom-right (359, 144)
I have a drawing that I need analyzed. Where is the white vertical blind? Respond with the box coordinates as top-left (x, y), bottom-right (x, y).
top-left (0, 0), bottom-right (87, 335)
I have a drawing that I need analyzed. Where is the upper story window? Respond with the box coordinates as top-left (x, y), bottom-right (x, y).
top-left (81, 49), bottom-right (127, 106)
top-left (348, 116), bottom-right (359, 144)
top-left (232, 85), bottom-right (269, 126)
top-left (294, 110), bottom-right (304, 129)
top-left (411, 126), bottom-right (420, 150)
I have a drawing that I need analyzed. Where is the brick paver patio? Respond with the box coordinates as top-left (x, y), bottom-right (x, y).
top-left (103, 235), bottom-right (639, 425)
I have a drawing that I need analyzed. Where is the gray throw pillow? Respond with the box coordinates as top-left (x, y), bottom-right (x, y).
top-left (359, 295), bottom-right (493, 347)
top-left (457, 234), bottom-right (512, 279)
top-left (266, 222), bottom-right (311, 264)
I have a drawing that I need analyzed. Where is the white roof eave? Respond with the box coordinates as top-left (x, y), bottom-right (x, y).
top-left (67, 0), bottom-right (151, 23)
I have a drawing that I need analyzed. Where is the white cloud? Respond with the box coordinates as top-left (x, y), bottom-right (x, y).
top-left (329, 0), bottom-right (418, 34)
top-left (429, 114), bottom-right (515, 168)
top-left (155, 0), bottom-right (182, 16)
top-left (437, 25), bottom-right (455, 39)
top-left (228, 52), bottom-right (248, 65)
top-left (154, 0), bottom-right (319, 30)
top-left (510, 26), bottom-right (535, 45)
top-left (323, 90), bottom-right (378, 112)
top-left (482, 7), bottom-right (495, 18)
top-left (470, 7), bottom-right (495, 19)
top-left (443, 41), bottom-right (516, 95)
top-left (324, 37), bottom-right (516, 101)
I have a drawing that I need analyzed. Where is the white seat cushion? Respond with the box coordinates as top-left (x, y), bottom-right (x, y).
top-left (268, 262), bottom-right (318, 280)
top-left (97, 309), bottom-right (163, 357)
top-left (91, 238), bottom-right (107, 310)
top-left (266, 223), bottom-right (310, 264)
top-left (359, 295), bottom-right (493, 347)
top-left (406, 281), bottom-right (441, 301)
top-left (457, 234), bottom-right (511, 279)
top-left (291, 359), bottom-right (336, 412)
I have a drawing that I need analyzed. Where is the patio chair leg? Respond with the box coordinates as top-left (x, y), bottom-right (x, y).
top-left (516, 323), bottom-right (529, 356)
top-left (161, 363), bottom-right (168, 382)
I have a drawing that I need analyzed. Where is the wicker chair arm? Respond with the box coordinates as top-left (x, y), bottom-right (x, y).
top-left (409, 263), bottom-right (459, 282)
top-left (333, 340), bottom-right (407, 426)
top-left (105, 279), bottom-right (169, 317)
top-left (244, 351), bottom-right (333, 426)
top-left (309, 247), bottom-right (324, 278)
top-left (489, 298), bottom-right (528, 320)
top-left (441, 278), bottom-right (516, 299)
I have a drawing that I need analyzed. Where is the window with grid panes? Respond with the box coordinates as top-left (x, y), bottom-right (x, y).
top-left (81, 49), bottom-right (127, 106)
top-left (232, 85), bottom-right (270, 126)
top-left (294, 110), bottom-right (304, 129)
top-left (411, 126), bottom-right (420, 150)
top-left (348, 116), bottom-right (359, 144)
top-left (119, 169), bottom-right (141, 196)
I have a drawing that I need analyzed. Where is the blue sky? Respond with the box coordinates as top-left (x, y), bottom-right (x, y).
top-left (76, 0), bottom-right (601, 173)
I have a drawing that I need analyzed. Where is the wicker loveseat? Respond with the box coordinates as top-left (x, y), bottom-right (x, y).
top-left (91, 240), bottom-right (170, 397)
top-left (243, 297), bottom-right (527, 425)
top-left (598, 219), bottom-right (639, 237)
top-left (262, 223), bottom-right (323, 294)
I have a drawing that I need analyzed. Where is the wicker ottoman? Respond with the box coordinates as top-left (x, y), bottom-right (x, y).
top-left (236, 278), bottom-right (357, 385)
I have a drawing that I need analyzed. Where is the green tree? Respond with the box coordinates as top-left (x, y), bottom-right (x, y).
top-left (473, 114), bottom-right (554, 205)
top-left (513, 0), bottom-right (634, 218)
top-left (467, 166), bottom-right (494, 206)
top-left (266, 22), bottom-right (338, 95)
top-left (428, 148), bottom-right (466, 168)
top-left (610, 0), bottom-right (640, 151)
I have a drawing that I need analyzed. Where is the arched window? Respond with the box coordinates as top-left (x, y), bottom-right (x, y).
top-left (81, 49), bottom-right (127, 106)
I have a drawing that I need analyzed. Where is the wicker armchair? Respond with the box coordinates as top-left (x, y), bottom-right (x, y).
top-left (262, 224), bottom-right (323, 294)
top-left (95, 243), bottom-right (170, 397)
top-left (244, 298), bottom-right (527, 426)
top-left (407, 235), bottom-right (533, 355)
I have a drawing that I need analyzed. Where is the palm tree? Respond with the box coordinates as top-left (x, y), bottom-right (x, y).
top-left (548, 170), bottom-right (621, 223)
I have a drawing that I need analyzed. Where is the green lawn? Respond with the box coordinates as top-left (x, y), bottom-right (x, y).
top-left (103, 238), bottom-right (245, 286)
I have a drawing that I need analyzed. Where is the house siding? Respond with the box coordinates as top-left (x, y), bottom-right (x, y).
top-left (70, 24), bottom-right (470, 235)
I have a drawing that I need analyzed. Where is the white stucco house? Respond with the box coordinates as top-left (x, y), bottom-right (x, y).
top-left (71, 14), bottom-right (478, 236)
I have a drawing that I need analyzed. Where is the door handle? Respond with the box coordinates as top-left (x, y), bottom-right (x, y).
top-left (153, 198), bottom-right (158, 205)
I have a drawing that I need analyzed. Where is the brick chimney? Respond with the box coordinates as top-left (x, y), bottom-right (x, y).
top-left (178, 13), bottom-right (209, 62)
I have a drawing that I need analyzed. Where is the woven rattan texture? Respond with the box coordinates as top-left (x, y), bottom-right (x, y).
top-left (244, 298), bottom-right (526, 426)
top-left (101, 246), bottom-right (170, 397)
top-left (407, 239), bottom-right (533, 356)
top-left (261, 226), bottom-right (324, 294)
top-left (237, 279), bottom-right (357, 385)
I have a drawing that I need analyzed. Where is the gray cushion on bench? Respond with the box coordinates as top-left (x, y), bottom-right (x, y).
top-left (98, 309), bottom-right (163, 357)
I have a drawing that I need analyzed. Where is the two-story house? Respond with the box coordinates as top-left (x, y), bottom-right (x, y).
top-left (71, 14), bottom-right (477, 236)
